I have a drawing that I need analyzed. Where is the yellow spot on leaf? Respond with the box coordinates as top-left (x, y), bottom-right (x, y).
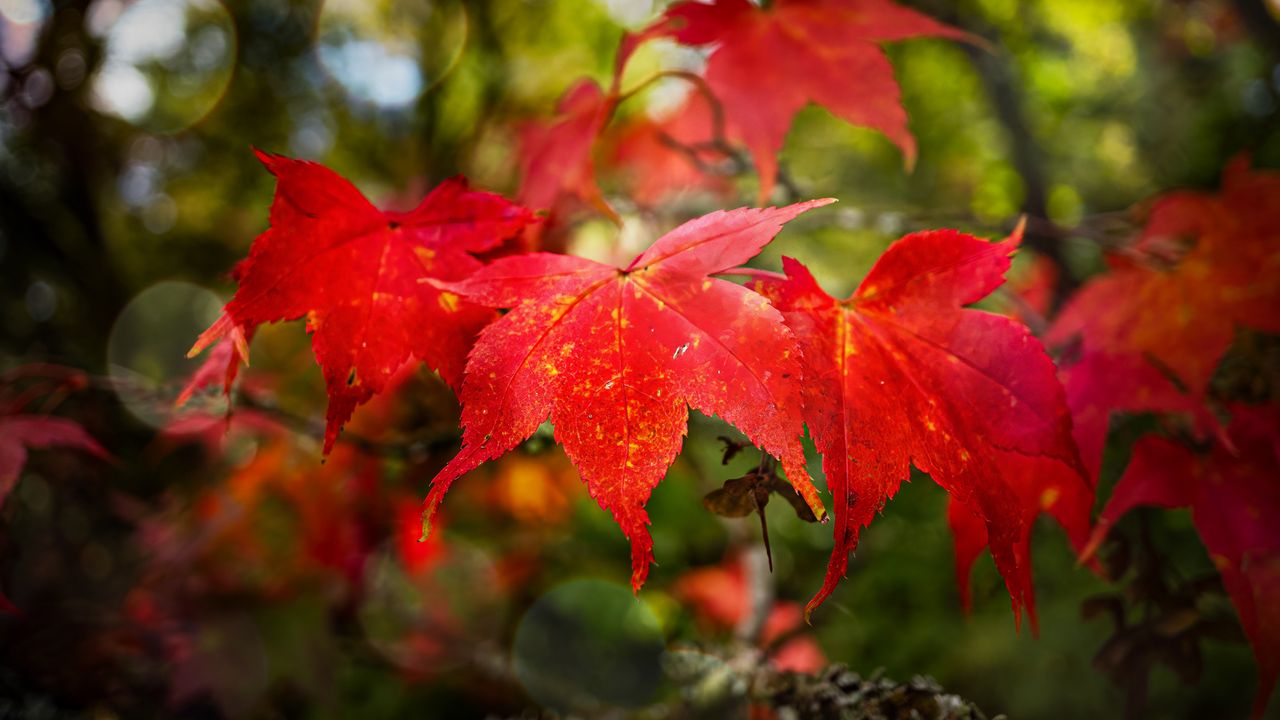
top-left (437, 291), bottom-right (460, 313)
top-left (1039, 487), bottom-right (1060, 510)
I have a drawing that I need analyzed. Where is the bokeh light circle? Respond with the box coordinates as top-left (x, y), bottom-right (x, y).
top-left (0, 0), bottom-right (49, 67)
top-left (0, 0), bottom-right (49, 25)
top-left (315, 0), bottom-right (467, 109)
top-left (512, 579), bottom-right (665, 713)
top-left (90, 0), bottom-right (236, 133)
top-left (358, 536), bottom-right (506, 674)
top-left (106, 280), bottom-right (224, 428)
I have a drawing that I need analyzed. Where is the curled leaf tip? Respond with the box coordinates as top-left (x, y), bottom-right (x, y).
top-left (1010, 214), bottom-right (1028, 241)
top-left (1077, 525), bottom-right (1110, 566)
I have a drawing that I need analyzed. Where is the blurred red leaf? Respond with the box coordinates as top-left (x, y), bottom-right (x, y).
top-left (147, 440), bottom-right (383, 597)
top-left (1059, 350), bottom-right (1216, 480)
top-left (605, 93), bottom-right (733, 207)
top-left (761, 604), bottom-right (826, 673)
top-left (638, 0), bottom-right (973, 201)
top-left (514, 19), bottom-right (686, 227)
top-left (673, 559), bottom-right (748, 630)
top-left (0, 414), bottom-right (109, 613)
top-left (1085, 405), bottom-right (1280, 719)
top-left (396, 498), bottom-right (447, 576)
top-left (518, 79), bottom-right (619, 225)
top-left (1, 415), bottom-right (108, 508)
top-left (674, 555), bottom-right (827, 672)
top-left (1049, 157), bottom-right (1280, 399)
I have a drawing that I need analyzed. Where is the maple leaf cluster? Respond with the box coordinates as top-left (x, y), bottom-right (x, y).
top-left (517, 0), bottom-right (976, 229)
top-left (184, 0), bottom-right (1088, 631)
top-left (1048, 158), bottom-right (1280, 717)
top-left (153, 1), bottom-right (1278, 715)
top-left (4, 1), bottom-right (1280, 717)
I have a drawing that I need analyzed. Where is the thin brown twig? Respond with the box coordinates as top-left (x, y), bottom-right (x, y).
top-left (735, 542), bottom-right (775, 646)
top-left (235, 392), bottom-right (460, 460)
top-left (619, 69), bottom-right (805, 203)
top-left (73, 369), bottom-right (462, 460)
top-left (994, 287), bottom-right (1049, 336)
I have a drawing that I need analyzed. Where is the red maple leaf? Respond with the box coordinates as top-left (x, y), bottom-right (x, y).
top-left (1084, 405), bottom-right (1280, 719)
top-left (758, 224), bottom-right (1089, 625)
top-left (0, 414), bottom-right (109, 613)
top-left (189, 151), bottom-right (539, 452)
top-left (423, 200), bottom-right (833, 591)
top-left (1048, 157), bottom-right (1280, 399)
top-left (640, 0), bottom-right (972, 201)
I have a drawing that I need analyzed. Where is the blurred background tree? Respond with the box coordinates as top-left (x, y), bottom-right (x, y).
top-left (1, 0), bottom-right (1279, 718)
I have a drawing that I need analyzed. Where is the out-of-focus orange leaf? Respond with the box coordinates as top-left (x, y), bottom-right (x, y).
top-left (1049, 157), bottom-right (1280, 401)
top-left (486, 451), bottom-right (581, 526)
